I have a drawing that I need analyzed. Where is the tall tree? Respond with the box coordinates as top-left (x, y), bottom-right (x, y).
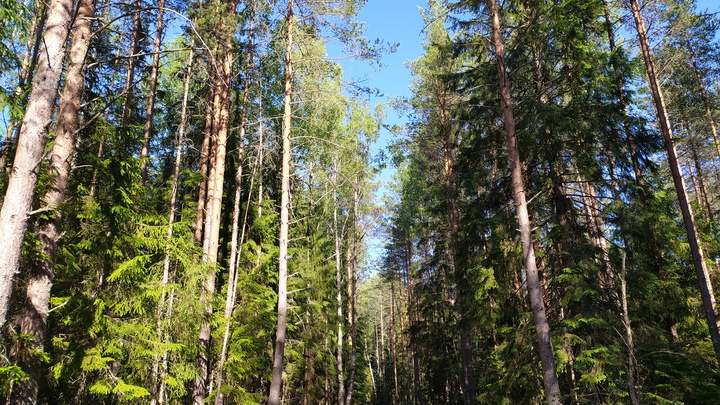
top-left (9, 1), bottom-right (96, 403)
top-left (628, 0), bottom-right (720, 364)
top-left (192, 1), bottom-right (239, 402)
top-left (487, 0), bottom-right (561, 402)
top-left (0, 0), bottom-right (76, 333)
top-left (268, 3), bottom-right (295, 402)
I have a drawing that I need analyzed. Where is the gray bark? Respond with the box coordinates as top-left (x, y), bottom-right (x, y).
top-left (268, 3), bottom-right (294, 403)
top-left (9, 0), bottom-right (95, 403)
top-left (0, 0), bottom-right (76, 333)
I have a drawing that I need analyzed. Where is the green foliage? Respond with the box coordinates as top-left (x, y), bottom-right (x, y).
top-left (3, 0), bottom-right (720, 403)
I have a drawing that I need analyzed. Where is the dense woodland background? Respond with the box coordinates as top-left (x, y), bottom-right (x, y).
top-left (1, 0), bottom-right (720, 403)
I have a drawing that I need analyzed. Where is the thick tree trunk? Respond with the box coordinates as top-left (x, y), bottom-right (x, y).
top-left (268, 3), bottom-right (294, 403)
top-left (192, 2), bottom-right (236, 399)
top-left (0, 0), bottom-right (75, 333)
top-left (8, 1), bottom-right (94, 403)
top-left (0, 1), bottom-right (46, 172)
top-left (214, 9), bottom-right (256, 397)
top-left (194, 90), bottom-right (214, 244)
top-left (488, 0), bottom-right (562, 403)
top-left (629, 0), bottom-right (720, 364)
top-left (139, 0), bottom-right (166, 184)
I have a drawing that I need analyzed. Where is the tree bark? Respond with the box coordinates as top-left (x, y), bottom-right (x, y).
top-left (8, 1), bottom-right (94, 403)
top-left (192, 2), bottom-right (236, 401)
top-left (687, 47), bottom-right (720, 161)
top-left (120, 0), bottom-right (142, 127)
top-left (345, 184), bottom-right (359, 405)
top-left (149, 41), bottom-right (194, 405)
top-left (620, 252), bottom-right (640, 405)
top-left (333, 161), bottom-right (346, 405)
top-left (0, 1), bottom-right (46, 172)
top-left (487, 0), bottom-right (562, 403)
top-left (268, 2), bottom-right (294, 403)
top-left (628, 0), bottom-right (720, 364)
top-left (0, 0), bottom-right (76, 333)
top-left (214, 7), bottom-right (257, 397)
top-left (193, 88), bottom-right (214, 245)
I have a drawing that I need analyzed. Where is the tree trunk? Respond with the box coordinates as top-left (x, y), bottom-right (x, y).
top-left (628, 0), bottom-right (720, 364)
top-left (214, 7), bottom-right (257, 396)
top-left (8, 1), bottom-right (94, 403)
top-left (687, 47), bottom-right (720, 161)
top-left (120, 0), bottom-right (142, 127)
top-left (0, 0), bottom-right (76, 333)
top-left (0, 1), bottom-right (46, 172)
top-left (333, 161), bottom-right (346, 405)
top-left (390, 281), bottom-right (400, 404)
top-left (268, 2), bottom-right (294, 403)
top-left (687, 139), bottom-right (713, 223)
top-left (194, 89), bottom-right (214, 244)
top-left (192, 2), bottom-right (236, 399)
top-left (139, 0), bottom-right (166, 184)
top-left (149, 41), bottom-right (194, 405)
top-left (488, 0), bottom-right (562, 403)
top-left (620, 252), bottom-right (640, 405)
top-left (345, 185), bottom-right (359, 405)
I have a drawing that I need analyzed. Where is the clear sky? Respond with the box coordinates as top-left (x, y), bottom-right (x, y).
top-left (339, 0), bottom-right (428, 170)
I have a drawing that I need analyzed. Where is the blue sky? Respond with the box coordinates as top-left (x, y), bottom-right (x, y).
top-left (333, 0), bottom-right (429, 266)
top-left (338, 0), bottom-right (428, 180)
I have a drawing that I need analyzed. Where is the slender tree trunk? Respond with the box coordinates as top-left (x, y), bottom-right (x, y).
top-left (687, 139), bottom-right (713, 222)
top-left (628, 0), bottom-right (720, 364)
top-left (268, 3), bottom-right (294, 403)
top-left (8, 1), bottom-right (94, 403)
top-left (390, 281), bottom-right (399, 404)
top-left (365, 335), bottom-right (376, 393)
top-left (121, 0), bottom-right (142, 127)
top-left (687, 47), bottom-right (720, 160)
top-left (582, 180), bottom-right (614, 292)
top-left (0, 0), bottom-right (76, 333)
top-left (620, 252), bottom-right (640, 405)
top-left (488, 0), bottom-right (561, 403)
top-left (345, 185), bottom-right (360, 405)
top-left (149, 42), bottom-right (194, 405)
top-left (89, 21), bottom-right (125, 198)
top-left (333, 162), bottom-right (346, 405)
top-left (139, 0), bottom-right (166, 184)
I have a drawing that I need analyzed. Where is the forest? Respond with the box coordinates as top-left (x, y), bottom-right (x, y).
top-left (0, 0), bottom-right (720, 403)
